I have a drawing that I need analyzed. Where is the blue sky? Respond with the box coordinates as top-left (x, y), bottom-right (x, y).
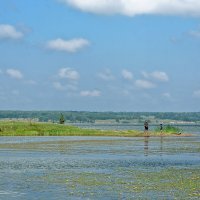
top-left (0, 0), bottom-right (200, 111)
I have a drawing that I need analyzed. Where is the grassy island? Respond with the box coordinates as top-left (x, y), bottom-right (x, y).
top-left (0, 121), bottom-right (188, 137)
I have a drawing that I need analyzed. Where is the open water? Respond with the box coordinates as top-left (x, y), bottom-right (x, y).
top-left (0, 125), bottom-right (199, 199)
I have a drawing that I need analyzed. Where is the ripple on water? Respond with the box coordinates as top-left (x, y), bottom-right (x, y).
top-left (0, 136), bottom-right (199, 199)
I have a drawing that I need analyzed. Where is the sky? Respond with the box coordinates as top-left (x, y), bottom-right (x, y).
top-left (0, 0), bottom-right (200, 112)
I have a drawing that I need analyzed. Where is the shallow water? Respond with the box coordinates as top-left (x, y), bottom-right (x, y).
top-left (0, 136), bottom-right (200, 199)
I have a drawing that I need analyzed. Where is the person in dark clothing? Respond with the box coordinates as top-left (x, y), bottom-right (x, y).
top-left (144, 121), bottom-right (149, 132)
top-left (160, 123), bottom-right (163, 132)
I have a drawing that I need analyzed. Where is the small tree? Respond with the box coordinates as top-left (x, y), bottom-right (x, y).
top-left (59, 113), bottom-right (65, 124)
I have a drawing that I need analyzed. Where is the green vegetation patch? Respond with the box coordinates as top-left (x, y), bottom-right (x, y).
top-left (40, 168), bottom-right (200, 199)
top-left (0, 121), bottom-right (185, 137)
top-left (155, 125), bottom-right (182, 134)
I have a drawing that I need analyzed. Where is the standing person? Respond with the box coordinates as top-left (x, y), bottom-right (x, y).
top-left (144, 120), bottom-right (149, 132)
top-left (160, 122), bottom-right (163, 132)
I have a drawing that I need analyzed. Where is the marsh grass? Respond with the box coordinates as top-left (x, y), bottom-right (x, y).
top-left (0, 121), bottom-right (185, 137)
top-left (155, 125), bottom-right (182, 134)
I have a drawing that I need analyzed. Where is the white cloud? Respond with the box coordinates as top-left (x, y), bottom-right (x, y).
top-left (80, 90), bottom-right (101, 97)
top-left (162, 92), bottom-right (171, 98)
top-left (53, 81), bottom-right (78, 91)
top-left (6, 69), bottom-right (23, 79)
top-left (189, 30), bottom-right (200, 38)
top-left (61, 0), bottom-right (200, 17)
top-left (151, 71), bottom-right (169, 82)
top-left (0, 24), bottom-right (23, 39)
top-left (98, 69), bottom-right (115, 81)
top-left (53, 82), bottom-right (66, 91)
top-left (193, 90), bottom-right (200, 98)
top-left (58, 68), bottom-right (80, 81)
top-left (135, 79), bottom-right (155, 89)
top-left (122, 69), bottom-right (133, 81)
top-left (46, 38), bottom-right (90, 53)
top-left (141, 71), bottom-right (149, 79)
top-left (142, 71), bottom-right (169, 82)
top-left (54, 68), bottom-right (79, 92)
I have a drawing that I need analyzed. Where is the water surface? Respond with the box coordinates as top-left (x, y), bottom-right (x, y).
top-left (0, 135), bottom-right (199, 199)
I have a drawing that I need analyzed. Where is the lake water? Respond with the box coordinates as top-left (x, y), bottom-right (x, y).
top-left (0, 126), bottom-right (200, 199)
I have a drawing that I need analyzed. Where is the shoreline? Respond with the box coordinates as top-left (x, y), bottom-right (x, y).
top-left (0, 121), bottom-right (194, 137)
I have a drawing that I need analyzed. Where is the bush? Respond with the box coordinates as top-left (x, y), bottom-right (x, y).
top-left (155, 125), bottom-right (181, 133)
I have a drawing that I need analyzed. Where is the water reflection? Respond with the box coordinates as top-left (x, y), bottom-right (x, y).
top-left (0, 136), bottom-right (199, 200)
top-left (144, 136), bottom-right (164, 156)
top-left (160, 136), bottom-right (163, 156)
top-left (144, 136), bottom-right (149, 156)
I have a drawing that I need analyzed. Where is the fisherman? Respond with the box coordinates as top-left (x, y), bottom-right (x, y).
top-left (144, 120), bottom-right (149, 132)
top-left (160, 122), bottom-right (163, 132)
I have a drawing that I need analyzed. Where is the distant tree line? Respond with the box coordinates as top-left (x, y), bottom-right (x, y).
top-left (0, 111), bottom-right (200, 123)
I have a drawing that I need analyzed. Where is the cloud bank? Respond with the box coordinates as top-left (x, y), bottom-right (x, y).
top-left (46, 38), bottom-right (89, 53)
top-left (0, 24), bottom-right (23, 40)
top-left (62, 0), bottom-right (200, 16)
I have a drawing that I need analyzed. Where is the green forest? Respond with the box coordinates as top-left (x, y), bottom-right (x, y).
top-left (0, 111), bottom-right (199, 124)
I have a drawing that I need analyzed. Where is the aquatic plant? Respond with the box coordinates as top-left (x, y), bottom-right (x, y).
top-left (43, 168), bottom-right (200, 199)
